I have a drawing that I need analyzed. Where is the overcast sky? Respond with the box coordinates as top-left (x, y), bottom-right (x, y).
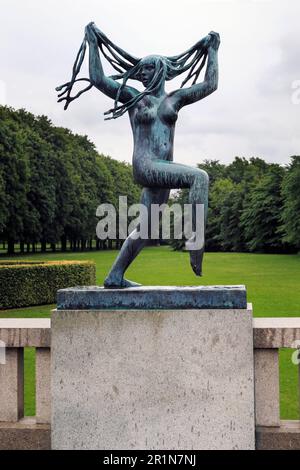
top-left (1, 0), bottom-right (299, 166)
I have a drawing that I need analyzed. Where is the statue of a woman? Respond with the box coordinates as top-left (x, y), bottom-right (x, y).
top-left (57, 23), bottom-right (220, 288)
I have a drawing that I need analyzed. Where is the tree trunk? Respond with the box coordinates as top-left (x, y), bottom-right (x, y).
top-left (51, 243), bottom-right (56, 252)
top-left (7, 239), bottom-right (14, 255)
top-left (61, 235), bottom-right (67, 252)
top-left (20, 241), bottom-right (25, 254)
top-left (41, 240), bottom-right (47, 253)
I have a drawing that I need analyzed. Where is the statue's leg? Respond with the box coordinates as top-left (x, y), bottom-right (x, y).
top-left (140, 160), bottom-right (209, 276)
top-left (187, 169), bottom-right (209, 276)
top-left (104, 187), bottom-right (170, 288)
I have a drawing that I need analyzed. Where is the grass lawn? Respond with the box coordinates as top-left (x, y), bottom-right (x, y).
top-left (1, 247), bottom-right (300, 419)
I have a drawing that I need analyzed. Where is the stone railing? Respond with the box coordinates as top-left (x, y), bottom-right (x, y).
top-left (0, 317), bottom-right (299, 450)
top-left (254, 318), bottom-right (300, 449)
top-left (0, 319), bottom-right (51, 450)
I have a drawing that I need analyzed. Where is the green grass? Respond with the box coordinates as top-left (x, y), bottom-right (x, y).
top-left (1, 247), bottom-right (300, 419)
top-left (24, 348), bottom-right (36, 417)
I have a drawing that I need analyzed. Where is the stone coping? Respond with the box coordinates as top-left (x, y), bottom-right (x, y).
top-left (0, 316), bottom-right (300, 349)
top-left (253, 317), bottom-right (300, 348)
top-left (0, 318), bottom-right (51, 347)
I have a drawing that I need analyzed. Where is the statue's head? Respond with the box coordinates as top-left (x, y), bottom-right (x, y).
top-left (137, 55), bottom-right (167, 89)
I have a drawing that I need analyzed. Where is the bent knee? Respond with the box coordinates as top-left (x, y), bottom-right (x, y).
top-left (194, 169), bottom-right (209, 187)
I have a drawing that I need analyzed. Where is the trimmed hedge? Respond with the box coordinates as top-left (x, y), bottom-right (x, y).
top-left (0, 260), bottom-right (96, 309)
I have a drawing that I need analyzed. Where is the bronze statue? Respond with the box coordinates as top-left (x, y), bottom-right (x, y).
top-left (57, 23), bottom-right (220, 288)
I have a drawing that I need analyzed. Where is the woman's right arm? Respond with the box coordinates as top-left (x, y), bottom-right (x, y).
top-left (86, 23), bottom-right (138, 103)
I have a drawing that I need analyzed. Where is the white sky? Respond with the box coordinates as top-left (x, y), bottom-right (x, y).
top-left (1, 0), bottom-right (299, 166)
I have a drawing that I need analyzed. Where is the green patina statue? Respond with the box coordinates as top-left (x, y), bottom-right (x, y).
top-left (57, 23), bottom-right (220, 288)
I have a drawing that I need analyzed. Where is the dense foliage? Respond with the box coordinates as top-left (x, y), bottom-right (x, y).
top-left (0, 106), bottom-right (141, 254)
top-left (170, 157), bottom-right (300, 253)
top-left (0, 260), bottom-right (96, 309)
top-left (0, 106), bottom-right (299, 254)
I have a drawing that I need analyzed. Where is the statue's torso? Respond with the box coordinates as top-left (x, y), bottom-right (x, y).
top-left (129, 94), bottom-right (178, 167)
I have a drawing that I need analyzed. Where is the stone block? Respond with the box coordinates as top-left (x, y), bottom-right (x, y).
top-left (52, 301), bottom-right (255, 449)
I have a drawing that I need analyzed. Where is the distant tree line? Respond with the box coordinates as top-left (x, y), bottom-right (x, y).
top-left (1, 106), bottom-right (299, 255)
top-left (0, 106), bottom-right (140, 255)
top-left (171, 156), bottom-right (300, 253)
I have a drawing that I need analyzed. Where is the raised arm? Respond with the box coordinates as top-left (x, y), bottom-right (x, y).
top-left (171, 32), bottom-right (220, 109)
top-left (86, 23), bottom-right (139, 103)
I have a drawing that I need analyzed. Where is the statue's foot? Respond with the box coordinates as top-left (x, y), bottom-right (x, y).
top-left (189, 249), bottom-right (204, 276)
top-left (185, 234), bottom-right (204, 276)
top-left (104, 275), bottom-right (142, 289)
top-left (190, 250), bottom-right (204, 276)
top-left (120, 278), bottom-right (142, 288)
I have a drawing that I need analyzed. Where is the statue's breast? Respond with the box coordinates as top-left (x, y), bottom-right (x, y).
top-left (133, 96), bottom-right (178, 126)
top-left (159, 102), bottom-right (178, 125)
top-left (133, 98), bottom-right (156, 125)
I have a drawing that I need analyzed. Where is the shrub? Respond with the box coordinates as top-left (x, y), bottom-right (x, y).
top-left (0, 260), bottom-right (96, 309)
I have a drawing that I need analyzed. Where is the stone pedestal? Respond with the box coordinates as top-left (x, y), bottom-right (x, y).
top-left (51, 286), bottom-right (255, 450)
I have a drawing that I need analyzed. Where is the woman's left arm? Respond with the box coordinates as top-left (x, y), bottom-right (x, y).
top-left (171, 32), bottom-right (220, 109)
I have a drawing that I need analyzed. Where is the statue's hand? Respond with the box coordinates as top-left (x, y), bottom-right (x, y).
top-left (85, 22), bottom-right (97, 44)
top-left (208, 31), bottom-right (220, 50)
top-left (86, 21), bottom-right (95, 31)
top-left (202, 34), bottom-right (212, 50)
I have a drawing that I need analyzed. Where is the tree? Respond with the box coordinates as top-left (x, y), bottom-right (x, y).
top-left (0, 107), bottom-right (30, 253)
top-left (198, 159), bottom-right (227, 185)
top-left (0, 164), bottom-right (8, 234)
top-left (219, 183), bottom-right (245, 252)
top-left (241, 165), bottom-right (285, 252)
top-left (281, 156), bottom-right (300, 250)
top-left (0, 105), bottom-right (142, 253)
top-left (206, 178), bottom-right (235, 251)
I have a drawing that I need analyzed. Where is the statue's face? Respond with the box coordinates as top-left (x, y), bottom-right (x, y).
top-left (139, 56), bottom-right (159, 87)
